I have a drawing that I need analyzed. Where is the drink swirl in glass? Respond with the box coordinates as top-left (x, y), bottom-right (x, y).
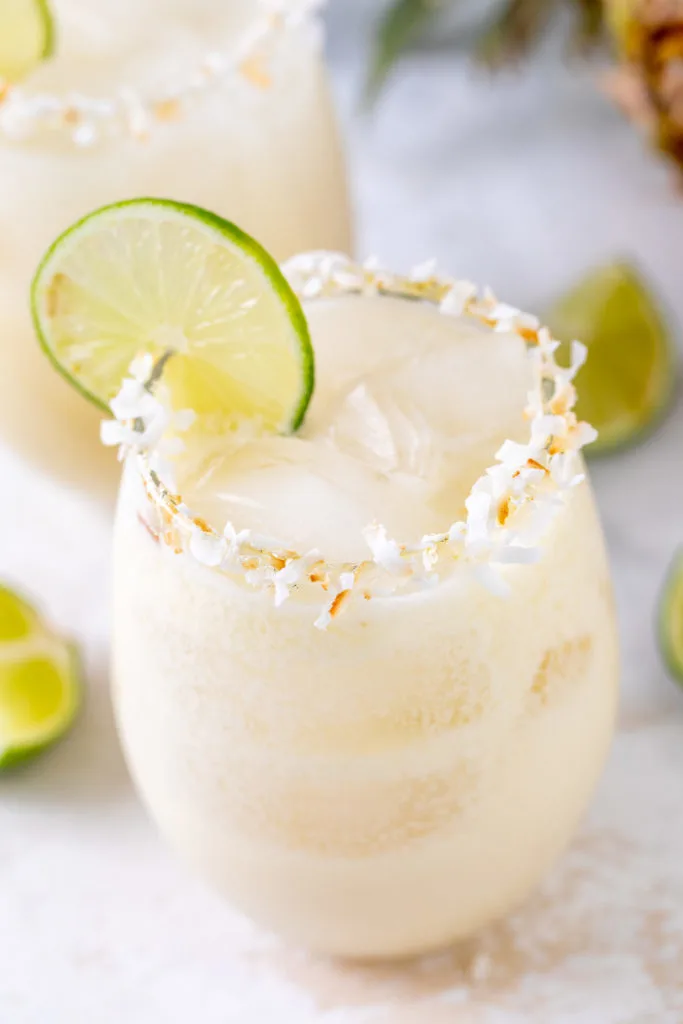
top-left (107, 254), bottom-right (618, 959)
top-left (0, 0), bottom-right (350, 497)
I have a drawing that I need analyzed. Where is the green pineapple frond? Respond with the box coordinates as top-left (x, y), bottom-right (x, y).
top-left (368, 0), bottom-right (608, 99)
top-left (571, 0), bottom-right (607, 52)
top-left (477, 0), bottom-right (559, 68)
top-left (366, 0), bottom-right (446, 102)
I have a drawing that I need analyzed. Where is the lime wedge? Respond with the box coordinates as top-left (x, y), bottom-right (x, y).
top-left (660, 551), bottom-right (683, 686)
top-left (547, 262), bottom-right (676, 455)
top-left (31, 199), bottom-right (314, 435)
top-left (0, 0), bottom-right (55, 82)
top-left (0, 584), bottom-right (81, 771)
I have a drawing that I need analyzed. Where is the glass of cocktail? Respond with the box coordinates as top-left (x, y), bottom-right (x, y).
top-left (0, 0), bottom-right (350, 498)
top-left (31, 202), bottom-right (619, 959)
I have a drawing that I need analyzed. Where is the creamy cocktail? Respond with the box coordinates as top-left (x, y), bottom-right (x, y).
top-left (0, 0), bottom-right (350, 497)
top-left (30, 205), bottom-right (619, 958)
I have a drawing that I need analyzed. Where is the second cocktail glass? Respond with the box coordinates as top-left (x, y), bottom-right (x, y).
top-left (0, 0), bottom-right (350, 497)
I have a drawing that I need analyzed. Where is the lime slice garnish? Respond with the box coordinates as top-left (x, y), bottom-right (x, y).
top-left (660, 550), bottom-right (683, 686)
top-left (0, 584), bottom-right (81, 771)
top-left (547, 262), bottom-right (676, 456)
top-left (0, 0), bottom-right (55, 82)
top-left (31, 199), bottom-right (315, 435)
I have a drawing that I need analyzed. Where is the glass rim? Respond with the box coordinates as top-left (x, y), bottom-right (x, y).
top-left (0, 2), bottom-right (322, 150)
top-left (127, 252), bottom-right (597, 629)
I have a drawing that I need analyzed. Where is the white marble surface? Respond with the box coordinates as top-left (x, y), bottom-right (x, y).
top-left (2, 5), bottom-right (683, 1021)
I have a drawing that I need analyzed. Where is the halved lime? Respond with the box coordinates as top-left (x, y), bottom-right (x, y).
top-left (0, 0), bottom-right (55, 82)
top-left (0, 584), bottom-right (81, 771)
top-left (660, 550), bottom-right (683, 686)
top-left (547, 262), bottom-right (676, 456)
top-left (31, 199), bottom-right (315, 435)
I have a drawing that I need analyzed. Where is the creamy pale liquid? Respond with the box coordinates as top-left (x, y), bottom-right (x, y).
top-left (0, 0), bottom-right (350, 498)
top-left (179, 298), bottom-right (533, 561)
top-left (113, 295), bottom-right (619, 959)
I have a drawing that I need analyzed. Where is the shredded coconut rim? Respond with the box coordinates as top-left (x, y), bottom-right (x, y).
top-left (0, 1), bottom-right (323, 148)
top-left (105, 253), bottom-right (598, 628)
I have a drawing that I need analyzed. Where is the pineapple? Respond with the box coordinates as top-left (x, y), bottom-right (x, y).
top-left (604, 0), bottom-right (683, 172)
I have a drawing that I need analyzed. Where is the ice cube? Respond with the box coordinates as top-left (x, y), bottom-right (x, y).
top-left (307, 295), bottom-right (531, 495)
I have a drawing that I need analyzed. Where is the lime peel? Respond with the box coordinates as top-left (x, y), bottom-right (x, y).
top-left (659, 550), bottom-right (683, 686)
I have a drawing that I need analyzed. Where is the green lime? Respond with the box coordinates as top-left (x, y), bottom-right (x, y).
top-left (0, 582), bottom-right (40, 641)
top-left (659, 550), bottom-right (683, 687)
top-left (547, 262), bottom-right (676, 455)
top-left (31, 199), bottom-right (314, 435)
top-left (0, 585), bottom-right (81, 771)
top-left (0, 0), bottom-right (54, 82)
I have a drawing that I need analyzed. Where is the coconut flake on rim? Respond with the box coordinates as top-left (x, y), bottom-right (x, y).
top-left (0, 1), bottom-right (324, 147)
top-left (104, 253), bottom-right (598, 628)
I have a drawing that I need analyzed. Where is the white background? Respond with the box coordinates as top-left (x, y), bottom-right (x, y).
top-left (1, 3), bottom-right (683, 1020)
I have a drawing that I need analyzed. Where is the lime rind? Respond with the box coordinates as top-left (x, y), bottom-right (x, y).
top-left (31, 198), bottom-right (315, 434)
top-left (659, 550), bottom-right (683, 686)
top-left (37, 0), bottom-right (55, 61)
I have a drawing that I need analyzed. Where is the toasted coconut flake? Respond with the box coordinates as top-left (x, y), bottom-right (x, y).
top-left (439, 280), bottom-right (477, 316)
top-left (238, 55), bottom-right (272, 89)
top-left (153, 98), bottom-right (182, 122)
top-left (189, 528), bottom-right (225, 567)
top-left (271, 549), bottom-right (322, 607)
top-left (330, 589), bottom-right (351, 617)
top-left (363, 523), bottom-right (411, 577)
top-left (497, 497), bottom-right (512, 526)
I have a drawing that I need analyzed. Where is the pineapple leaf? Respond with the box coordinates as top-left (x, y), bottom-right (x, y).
top-left (570, 0), bottom-right (606, 54)
top-left (477, 0), bottom-right (559, 68)
top-left (366, 0), bottom-right (449, 102)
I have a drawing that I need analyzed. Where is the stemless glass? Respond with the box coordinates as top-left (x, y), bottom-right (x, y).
top-left (0, 0), bottom-right (350, 498)
top-left (111, 258), bottom-right (619, 959)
